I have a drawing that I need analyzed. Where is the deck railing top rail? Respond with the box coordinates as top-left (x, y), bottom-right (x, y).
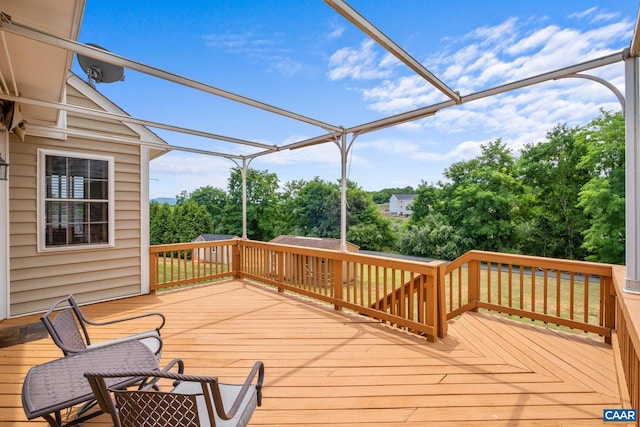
top-left (448, 250), bottom-right (613, 276)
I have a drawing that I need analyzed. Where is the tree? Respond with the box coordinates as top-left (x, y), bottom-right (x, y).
top-left (149, 200), bottom-right (212, 244)
top-left (576, 110), bottom-right (625, 264)
top-left (346, 182), bottom-right (396, 251)
top-left (288, 177), bottom-right (341, 238)
top-left (399, 213), bottom-right (470, 260)
top-left (183, 186), bottom-right (228, 232)
top-left (221, 167), bottom-right (281, 241)
top-left (149, 201), bottom-right (173, 245)
top-left (408, 181), bottom-right (443, 225)
top-left (284, 178), bottom-right (395, 250)
top-left (441, 139), bottom-right (525, 253)
top-left (171, 200), bottom-right (214, 243)
top-left (517, 124), bottom-right (589, 259)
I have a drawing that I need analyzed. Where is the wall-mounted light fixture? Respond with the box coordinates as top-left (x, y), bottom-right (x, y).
top-left (0, 154), bottom-right (8, 181)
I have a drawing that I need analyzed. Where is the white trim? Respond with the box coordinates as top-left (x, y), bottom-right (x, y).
top-left (140, 146), bottom-right (150, 294)
top-left (625, 56), bottom-right (640, 293)
top-left (37, 149), bottom-right (115, 253)
top-left (0, 131), bottom-right (8, 320)
top-left (66, 74), bottom-right (167, 146)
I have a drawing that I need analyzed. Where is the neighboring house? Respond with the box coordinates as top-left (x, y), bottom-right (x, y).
top-left (389, 194), bottom-right (416, 216)
top-left (269, 235), bottom-right (359, 285)
top-left (0, 1), bottom-right (169, 318)
top-left (192, 234), bottom-right (237, 264)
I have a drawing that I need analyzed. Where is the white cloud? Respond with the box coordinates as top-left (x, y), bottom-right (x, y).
top-left (349, 12), bottom-right (632, 120)
top-left (569, 7), bottom-right (599, 20)
top-left (362, 75), bottom-right (449, 114)
top-left (202, 30), bottom-right (305, 78)
top-left (326, 23), bottom-right (345, 40)
top-left (328, 39), bottom-right (399, 80)
top-left (569, 6), bottom-right (620, 25)
top-left (150, 153), bottom-right (232, 198)
top-left (203, 32), bottom-right (280, 52)
top-left (506, 25), bottom-right (559, 55)
top-left (259, 143), bottom-right (341, 166)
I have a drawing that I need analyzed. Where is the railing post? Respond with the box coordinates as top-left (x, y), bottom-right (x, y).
top-left (333, 259), bottom-right (343, 311)
top-left (468, 258), bottom-right (481, 310)
top-left (434, 261), bottom-right (448, 338)
top-left (277, 250), bottom-right (285, 293)
top-left (233, 239), bottom-right (242, 279)
top-left (149, 251), bottom-right (158, 293)
top-left (603, 274), bottom-right (616, 345)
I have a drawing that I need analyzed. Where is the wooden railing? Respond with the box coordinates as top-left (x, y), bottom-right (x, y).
top-left (149, 240), bottom-right (238, 291)
top-left (443, 250), bottom-right (616, 342)
top-left (611, 265), bottom-right (640, 418)
top-left (239, 240), bottom-right (446, 342)
top-left (150, 240), bottom-right (639, 412)
top-left (150, 239), bottom-right (445, 341)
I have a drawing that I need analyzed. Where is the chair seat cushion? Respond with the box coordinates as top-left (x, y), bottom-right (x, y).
top-left (86, 330), bottom-right (161, 355)
top-left (171, 381), bottom-right (258, 427)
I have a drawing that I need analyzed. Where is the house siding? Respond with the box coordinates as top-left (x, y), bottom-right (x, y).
top-left (389, 194), bottom-right (415, 216)
top-left (8, 89), bottom-right (145, 316)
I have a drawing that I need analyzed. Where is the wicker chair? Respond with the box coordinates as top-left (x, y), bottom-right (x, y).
top-left (41, 295), bottom-right (165, 357)
top-left (84, 360), bottom-right (265, 427)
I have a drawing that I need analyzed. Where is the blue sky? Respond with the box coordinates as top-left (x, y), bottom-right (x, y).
top-left (75, 1), bottom-right (637, 199)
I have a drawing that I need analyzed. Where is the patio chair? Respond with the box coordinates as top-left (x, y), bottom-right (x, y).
top-left (84, 359), bottom-right (265, 427)
top-left (41, 294), bottom-right (165, 357)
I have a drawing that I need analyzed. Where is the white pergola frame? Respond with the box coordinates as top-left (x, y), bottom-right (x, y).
top-left (1, 1), bottom-right (639, 293)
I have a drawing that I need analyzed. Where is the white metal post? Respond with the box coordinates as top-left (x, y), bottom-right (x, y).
top-left (625, 54), bottom-right (640, 293)
top-left (241, 158), bottom-right (248, 240)
top-left (340, 132), bottom-right (348, 252)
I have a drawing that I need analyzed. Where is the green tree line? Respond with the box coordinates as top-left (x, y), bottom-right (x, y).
top-left (150, 110), bottom-right (625, 264)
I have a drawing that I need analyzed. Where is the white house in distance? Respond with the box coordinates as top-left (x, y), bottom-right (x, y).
top-left (389, 194), bottom-right (416, 217)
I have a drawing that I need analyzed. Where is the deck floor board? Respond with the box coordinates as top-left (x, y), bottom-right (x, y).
top-left (0, 280), bottom-right (632, 426)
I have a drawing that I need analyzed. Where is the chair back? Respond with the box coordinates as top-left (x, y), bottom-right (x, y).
top-left (85, 362), bottom-right (264, 427)
top-left (113, 389), bottom-right (202, 427)
top-left (41, 296), bottom-right (90, 355)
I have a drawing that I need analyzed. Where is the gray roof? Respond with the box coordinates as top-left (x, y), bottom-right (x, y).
top-left (391, 194), bottom-right (416, 200)
top-left (270, 235), bottom-right (358, 251)
top-left (193, 234), bottom-right (237, 242)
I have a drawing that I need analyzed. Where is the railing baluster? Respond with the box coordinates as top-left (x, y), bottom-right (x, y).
top-left (543, 268), bottom-right (548, 316)
top-left (531, 266), bottom-right (536, 313)
top-left (486, 261), bottom-right (491, 304)
top-left (497, 263), bottom-right (502, 306)
top-left (556, 271), bottom-right (561, 318)
top-left (584, 274), bottom-right (590, 324)
top-left (508, 264), bottom-right (513, 308)
top-left (570, 271), bottom-right (575, 321)
top-left (519, 265), bottom-right (524, 310)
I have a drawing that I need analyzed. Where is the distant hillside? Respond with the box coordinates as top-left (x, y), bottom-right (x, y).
top-left (151, 197), bottom-right (177, 205)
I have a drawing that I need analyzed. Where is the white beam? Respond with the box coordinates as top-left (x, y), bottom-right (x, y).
top-left (0, 92), bottom-right (275, 151)
top-left (630, 3), bottom-right (640, 57)
top-left (324, 0), bottom-right (461, 104)
top-left (0, 13), bottom-right (342, 133)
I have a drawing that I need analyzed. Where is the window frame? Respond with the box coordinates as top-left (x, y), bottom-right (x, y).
top-left (37, 149), bottom-right (115, 252)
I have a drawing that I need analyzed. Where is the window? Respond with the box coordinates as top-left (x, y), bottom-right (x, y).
top-left (39, 150), bottom-right (114, 250)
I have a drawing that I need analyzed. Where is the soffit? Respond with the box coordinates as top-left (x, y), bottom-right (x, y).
top-left (0, 0), bottom-right (84, 127)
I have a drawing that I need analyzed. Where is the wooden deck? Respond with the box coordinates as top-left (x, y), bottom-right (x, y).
top-left (0, 280), bottom-right (633, 426)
